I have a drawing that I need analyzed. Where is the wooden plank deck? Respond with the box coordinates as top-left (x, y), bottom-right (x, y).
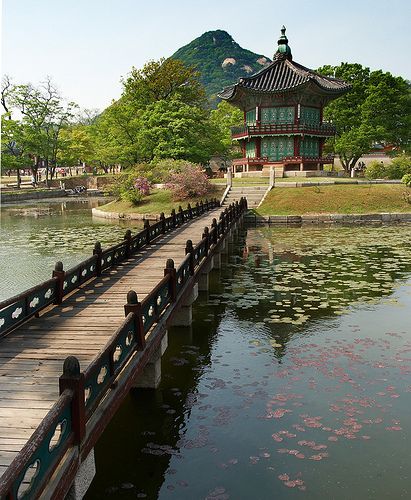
top-left (0, 208), bottom-right (222, 478)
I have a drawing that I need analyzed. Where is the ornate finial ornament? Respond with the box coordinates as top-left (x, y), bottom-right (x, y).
top-left (274, 25), bottom-right (292, 61)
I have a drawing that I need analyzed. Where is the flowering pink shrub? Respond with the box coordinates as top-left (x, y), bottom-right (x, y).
top-left (134, 177), bottom-right (151, 196)
top-left (165, 164), bottom-right (211, 201)
top-left (119, 176), bottom-right (151, 205)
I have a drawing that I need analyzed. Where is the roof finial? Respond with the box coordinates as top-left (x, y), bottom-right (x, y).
top-left (274, 25), bottom-right (292, 61)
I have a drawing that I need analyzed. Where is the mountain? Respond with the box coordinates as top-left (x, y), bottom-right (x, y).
top-left (170, 30), bottom-right (271, 105)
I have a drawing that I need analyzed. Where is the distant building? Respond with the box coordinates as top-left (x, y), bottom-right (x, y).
top-left (218, 27), bottom-right (351, 177)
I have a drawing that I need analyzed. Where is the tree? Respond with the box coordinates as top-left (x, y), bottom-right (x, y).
top-left (57, 125), bottom-right (94, 172)
top-left (137, 96), bottom-right (217, 163)
top-left (4, 78), bottom-right (78, 183)
top-left (0, 115), bottom-right (28, 177)
top-left (92, 58), bottom-right (214, 167)
top-left (122, 58), bottom-right (205, 109)
top-left (1, 76), bottom-right (24, 186)
top-left (209, 100), bottom-right (243, 159)
top-left (318, 63), bottom-right (411, 173)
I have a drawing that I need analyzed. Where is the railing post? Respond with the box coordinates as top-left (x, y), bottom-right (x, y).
top-left (93, 242), bottom-right (102, 276)
top-left (219, 212), bottom-right (225, 234)
top-left (202, 227), bottom-right (210, 255)
top-left (171, 209), bottom-right (176, 228)
top-left (211, 218), bottom-right (218, 244)
top-left (205, 198), bottom-right (209, 211)
top-left (187, 203), bottom-right (193, 219)
top-left (269, 166), bottom-right (275, 189)
top-left (185, 239), bottom-right (195, 275)
top-left (124, 229), bottom-right (132, 258)
top-left (225, 206), bottom-right (231, 225)
top-left (195, 202), bottom-right (200, 217)
top-left (160, 212), bottom-right (166, 234)
top-left (124, 290), bottom-right (146, 350)
top-left (164, 258), bottom-right (177, 302)
top-left (200, 200), bottom-right (204, 214)
top-left (178, 205), bottom-right (184, 225)
top-left (59, 356), bottom-right (85, 445)
top-left (227, 166), bottom-right (233, 188)
top-left (235, 200), bottom-right (239, 217)
top-left (53, 261), bottom-right (65, 305)
top-left (144, 219), bottom-right (150, 245)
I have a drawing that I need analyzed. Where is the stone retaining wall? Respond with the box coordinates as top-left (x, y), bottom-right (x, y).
top-left (1, 189), bottom-right (66, 203)
top-left (245, 213), bottom-right (411, 225)
top-left (92, 207), bottom-right (159, 221)
top-left (274, 180), bottom-right (402, 188)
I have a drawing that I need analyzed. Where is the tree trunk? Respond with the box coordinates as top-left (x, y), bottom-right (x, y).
top-left (45, 159), bottom-right (50, 187)
top-left (16, 167), bottom-right (21, 189)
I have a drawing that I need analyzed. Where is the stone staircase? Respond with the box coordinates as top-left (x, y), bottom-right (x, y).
top-left (222, 185), bottom-right (268, 208)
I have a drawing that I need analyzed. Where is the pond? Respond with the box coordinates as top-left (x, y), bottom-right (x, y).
top-left (0, 198), bottom-right (142, 301)
top-left (86, 224), bottom-right (411, 499)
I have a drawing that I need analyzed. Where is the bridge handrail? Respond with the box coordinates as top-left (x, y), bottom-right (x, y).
top-left (0, 389), bottom-right (75, 500)
top-left (0, 198), bottom-right (248, 498)
top-left (0, 277), bottom-right (58, 339)
top-left (0, 198), bottom-right (220, 339)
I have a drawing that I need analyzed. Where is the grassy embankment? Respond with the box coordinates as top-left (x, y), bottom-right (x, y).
top-left (98, 187), bottom-right (225, 215)
top-left (256, 184), bottom-right (411, 215)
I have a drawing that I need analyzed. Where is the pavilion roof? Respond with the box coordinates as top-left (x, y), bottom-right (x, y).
top-left (218, 27), bottom-right (351, 101)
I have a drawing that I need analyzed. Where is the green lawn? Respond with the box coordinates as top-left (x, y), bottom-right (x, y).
top-left (256, 184), bottom-right (411, 215)
top-left (97, 187), bottom-right (224, 215)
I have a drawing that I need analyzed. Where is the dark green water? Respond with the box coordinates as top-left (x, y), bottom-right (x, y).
top-left (0, 199), bottom-right (142, 301)
top-left (85, 224), bottom-right (411, 499)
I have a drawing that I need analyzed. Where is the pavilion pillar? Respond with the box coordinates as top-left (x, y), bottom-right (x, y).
top-left (300, 162), bottom-right (304, 171)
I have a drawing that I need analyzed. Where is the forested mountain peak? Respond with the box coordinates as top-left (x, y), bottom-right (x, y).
top-left (171, 30), bottom-right (271, 105)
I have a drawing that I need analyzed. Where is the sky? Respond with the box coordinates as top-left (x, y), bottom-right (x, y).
top-left (2, 0), bottom-right (410, 112)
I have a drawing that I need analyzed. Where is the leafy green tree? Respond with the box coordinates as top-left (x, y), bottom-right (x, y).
top-left (92, 98), bottom-right (142, 168)
top-left (122, 58), bottom-right (205, 108)
top-left (318, 63), bottom-right (411, 173)
top-left (0, 115), bottom-right (28, 177)
top-left (209, 101), bottom-right (243, 159)
top-left (5, 78), bottom-right (78, 183)
top-left (92, 58), bottom-right (218, 167)
top-left (137, 96), bottom-right (217, 163)
top-left (57, 125), bottom-right (95, 171)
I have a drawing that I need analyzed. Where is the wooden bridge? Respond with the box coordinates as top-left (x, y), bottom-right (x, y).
top-left (0, 198), bottom-right (247, 500)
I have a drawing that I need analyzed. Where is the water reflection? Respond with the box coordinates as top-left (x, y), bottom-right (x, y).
top-left (0, 198), bottom-right (142, 301)
top-left (85, 224), bottom-right (411, 499)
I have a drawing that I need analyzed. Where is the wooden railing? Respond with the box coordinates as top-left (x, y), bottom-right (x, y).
top-left (0, 198), bottom-right (248, 500)
top-left (232, 154), bottom-right (335, 166)
top-left (231, 122), bottom-right (336, 139)
top-left (0, 199), bottom-right (220, 339)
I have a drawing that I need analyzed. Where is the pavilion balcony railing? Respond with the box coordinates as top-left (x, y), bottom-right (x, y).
top-left (232, 154), bottom-right (335, 166)
top-left (231, 122), bottom-right (336, 139)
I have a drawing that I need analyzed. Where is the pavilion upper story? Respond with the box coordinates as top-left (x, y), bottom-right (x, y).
top-left (218, 27), bottom-right (351, 174)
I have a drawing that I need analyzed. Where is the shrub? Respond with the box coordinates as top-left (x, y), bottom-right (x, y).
top-left (114, 173), bottom-right (151, 205)
top-left (165, 163), bottom-right (211, 200)
top-left (364, 160), bottom-right (387, 179)
top-left (131, 162), bottom-right (166, 184)
top-left (402, 173), bottom-right (411, 188)
top-left (386, 155), bottom-right (411, 180)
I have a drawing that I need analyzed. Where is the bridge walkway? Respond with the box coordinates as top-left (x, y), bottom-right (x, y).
top-left (0, 207), bottom-right (222, 479)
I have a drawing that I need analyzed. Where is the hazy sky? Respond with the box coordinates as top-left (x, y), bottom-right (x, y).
top-left (2, 0), bottom-right (410, 112)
